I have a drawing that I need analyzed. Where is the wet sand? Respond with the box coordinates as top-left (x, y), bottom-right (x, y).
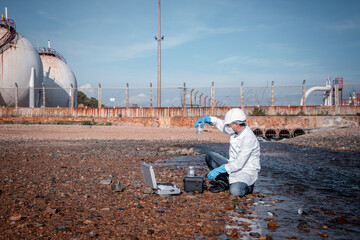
top-left (1, 124), bottom-right (358, 239)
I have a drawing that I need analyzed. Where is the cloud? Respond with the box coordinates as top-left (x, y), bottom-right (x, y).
top-left (86, 25), bottom-right (245, 62)
top-left (238, 56), bottom-right (272, 67)
top-left (79, 83), bottom-right (93, 89)
top-left (217, 56), bottom-right (239, 64)
top-left (36, 10), bottom-right (68, 25)
top-left (162, 96), bottom-right (181, 107)
top-left (329, 20), bottom-right (360, 31)
top-left (78, 83), bottom-right (96, 96)
top-left (119, 93), bottom-right (149, 107)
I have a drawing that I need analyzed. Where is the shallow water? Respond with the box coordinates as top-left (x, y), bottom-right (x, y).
top-left (158, 142), bottom-right (360, 239)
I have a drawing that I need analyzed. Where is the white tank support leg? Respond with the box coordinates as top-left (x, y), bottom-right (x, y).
top-left (14, 83), bottom-right (18, 109)
top-left (29, 67), bottom-right (35, 108)
top-left (70, 84), bottom-right (74, 108)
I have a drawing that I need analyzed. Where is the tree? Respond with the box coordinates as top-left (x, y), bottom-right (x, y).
top-left (77, 91), bottom-right (100, 107)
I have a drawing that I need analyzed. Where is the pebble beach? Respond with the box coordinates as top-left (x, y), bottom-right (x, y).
top-left (0, 124), bottom-right (359, 239)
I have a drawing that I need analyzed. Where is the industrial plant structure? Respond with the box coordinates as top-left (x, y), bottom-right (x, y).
top-left (300, 76), bottom-right (360, 106)
top-left (38, 41), bottom-right (78, 107)
top-left (0, 13), bottom-right (43, 107)
top-left (0, 8), bottom-right (77, 108)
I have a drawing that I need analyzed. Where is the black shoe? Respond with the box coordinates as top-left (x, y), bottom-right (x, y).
top-left (215, 173), bottom-right (229, 185)
top-left (209, 180), bottom-right (229, 193)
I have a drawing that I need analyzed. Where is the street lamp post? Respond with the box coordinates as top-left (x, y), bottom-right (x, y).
top-left (155, 0), bottom-right (164, 107)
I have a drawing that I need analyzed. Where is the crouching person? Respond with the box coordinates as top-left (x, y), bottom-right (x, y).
top-left (194, 108), bottom-right (261, 197)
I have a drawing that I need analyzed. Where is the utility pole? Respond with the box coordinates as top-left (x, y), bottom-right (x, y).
top-left (155, 0), bottom-right (164, 107)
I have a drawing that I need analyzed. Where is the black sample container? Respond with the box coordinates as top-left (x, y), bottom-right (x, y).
top-left (183, 175), bottom-right (207, 193)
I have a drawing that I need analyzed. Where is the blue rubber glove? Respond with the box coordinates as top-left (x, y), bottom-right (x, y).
top-left (207, 164), bottom-right (227, 180)
top-left (194, 116), bottom-right (212, 128)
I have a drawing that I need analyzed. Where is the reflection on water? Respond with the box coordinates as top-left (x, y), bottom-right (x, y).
top-left (158, 142), bottom-right (360, 239)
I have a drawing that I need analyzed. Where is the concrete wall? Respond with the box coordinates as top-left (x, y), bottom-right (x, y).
top-left (1, 105), bottom-right (359, 118)
top-left (0, 106), bottom-right (359, 128)
top-left (1, 106), bottom-right (358, 139)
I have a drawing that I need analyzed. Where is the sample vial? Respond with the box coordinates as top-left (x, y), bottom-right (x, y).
top-left (196, 124), bottom-right (203, 134)
top-left (188, 166), bottom-right (195, 176)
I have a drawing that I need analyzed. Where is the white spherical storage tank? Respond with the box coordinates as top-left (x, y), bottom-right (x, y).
top-left (0, 19), bottom-right (43, 107)
top-left (39, 48), bottom-right (78, 107)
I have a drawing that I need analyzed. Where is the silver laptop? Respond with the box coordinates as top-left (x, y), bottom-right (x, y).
top-left (141, 162), bottom-right (181, 195)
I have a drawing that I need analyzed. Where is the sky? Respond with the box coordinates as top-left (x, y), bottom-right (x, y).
top-left (1, 0), bottom-right (360, 106)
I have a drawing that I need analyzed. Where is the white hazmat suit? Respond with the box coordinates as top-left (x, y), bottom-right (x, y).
top-left (210, 116), bottom-right (261, 186)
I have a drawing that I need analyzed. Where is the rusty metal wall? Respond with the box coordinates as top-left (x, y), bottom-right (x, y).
top-left (0, 105), bottom-right (358, 118)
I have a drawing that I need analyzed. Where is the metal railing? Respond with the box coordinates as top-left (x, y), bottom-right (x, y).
top-left (37, 47), bottom-right (67, 63)
top-left (0, 18), bottom-right (17, 49)
top-left (0, 18), bottom-right (16, 30)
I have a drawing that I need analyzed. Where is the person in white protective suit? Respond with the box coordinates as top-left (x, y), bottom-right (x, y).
top-left (194, 108), bottom-right (261, 197)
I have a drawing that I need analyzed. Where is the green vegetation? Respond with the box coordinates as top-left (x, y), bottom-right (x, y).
top-left (118, 113), bottom-right (122, 118)
top-left (77, 91), bottom-right (101, 107)
top-left (81, 120), bottom-right (96, 126)
top-left (1, 120), bottom-right (14, 124)
top-left (0, 119), bottom-right (113, 126)
top-left (57, 121), bottom-right (70, 125)
top-left (251, 106), bottom-right (266, 116)
top-left (316, 111), bottom-right (329, 116)
top-left (297, 111), bottom-right (306, 116)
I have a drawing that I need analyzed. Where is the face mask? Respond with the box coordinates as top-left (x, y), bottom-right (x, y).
top-left (225, 126), bottom-right (235, 134)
